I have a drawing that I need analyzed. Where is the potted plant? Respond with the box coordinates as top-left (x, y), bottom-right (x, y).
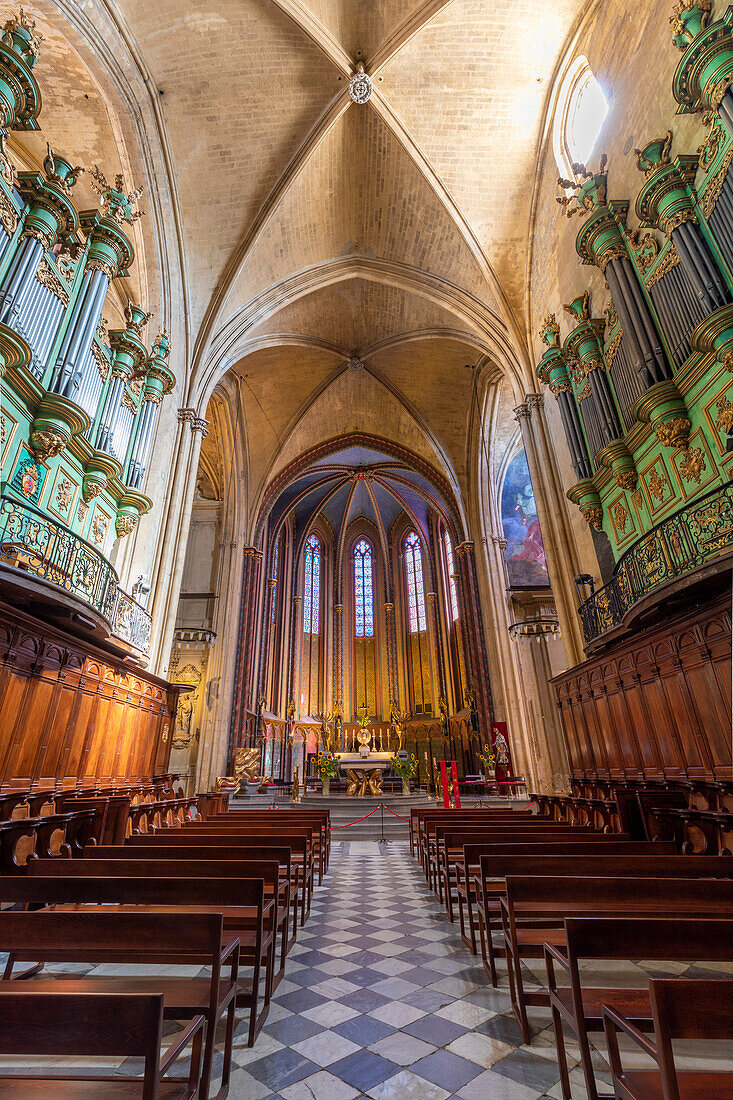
top-left (314, 751), bottom-right (339, 796)
top-left (391, 752), bottom-right (418, 796)
top-left (477, 745), bottom-right (496, 781)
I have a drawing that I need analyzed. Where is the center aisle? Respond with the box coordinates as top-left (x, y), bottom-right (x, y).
top-left (230, 841), bottom-right (570, 1100)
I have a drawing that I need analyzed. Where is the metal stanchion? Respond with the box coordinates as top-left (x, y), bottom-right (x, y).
top-left (378, 802), bottom-right (389, 845)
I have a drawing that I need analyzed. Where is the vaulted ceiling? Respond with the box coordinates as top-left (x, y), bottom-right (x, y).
top-left (20, 0), bottom-right (599, 517)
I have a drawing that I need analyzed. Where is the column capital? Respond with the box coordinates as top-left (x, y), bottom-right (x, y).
top-left (513, 403), bottom-right (531, 422)
top-left (190, 416), bottom-right (209, 437)
top-left (526, 392), bottom-right (544, 410)
top-left (177, 407), bottom-right (195, 425)
top-left (333, 604), bottom-right (343, 613)
top-left (243, 546), bottom-right (263, 560)
top-left (455, 540), bottom-right (475, 556)
top-left (292, 594), bottom-right (303, 604)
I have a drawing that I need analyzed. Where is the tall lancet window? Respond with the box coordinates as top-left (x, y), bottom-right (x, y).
top-left (303, 534), bottom-right (321, 634)
top-left (352, 536), bottom-right (377, 718)
top-left (354, 539), bottom-right (374, 637)
top-left (404, 529), bottom-right (432, 715)
top-left (443, 529), bottom-right (466, 709)
top-left (270, 540), bottom-right (279, 624)
top-left (300, 533), bottom-right (322, 716)
top-left (443, 531), bottom-right (459, 622)
top-left (404, 531), bottom-right (427, 633)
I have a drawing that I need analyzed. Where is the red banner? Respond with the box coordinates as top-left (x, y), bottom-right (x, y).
top-left (439, 760), bottom-right (450, 808)
top-left (450, 760), bottom-right (461, 808)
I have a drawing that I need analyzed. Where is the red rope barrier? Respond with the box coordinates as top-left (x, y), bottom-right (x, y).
top-left (384, 805), bottom-right (409, 822)
top-left (332, 806), bottom-right (380, 829)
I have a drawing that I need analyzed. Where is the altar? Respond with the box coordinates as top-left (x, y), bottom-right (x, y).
top-left (335, 751), bottom-right (393, 796)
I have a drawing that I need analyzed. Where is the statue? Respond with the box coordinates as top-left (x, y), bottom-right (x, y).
top-left (216, 746), bottom-right (271, 794)
top-left (172, 692), bottom-right (193, 750)
top-left (438, 696), bottom-right (449, 742)
top-left (390, 703), bottom-right (409, 752)
top-left (493, 729), bottom-right (510, 766)
top-left (291, 765), bottom-right (300, 803)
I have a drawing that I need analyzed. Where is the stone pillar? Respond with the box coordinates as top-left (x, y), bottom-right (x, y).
top-left (229, 546), bottom-right (263, 758)
top-left (455, 540), bottom-right (493, 741)
top-left (332, 603), bottom-right (344, 710)
top-left (384, 602), bottom-right (398, 706)
top-left (513, 396), bottom-right (585, 664)
top-left (287, 594), bottom-right (302, 717)
top-left (147, 409), bottom-right (207, 673)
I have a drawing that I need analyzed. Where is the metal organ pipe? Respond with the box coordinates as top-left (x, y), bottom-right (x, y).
top-left (126, 399), bottom-right (157, 489)
top-left (670, 221), bottom-right (729, 312)
top-left (51, 268), bottom-right (108, 400)
top-left (0, 234), bottom-right (43, 326)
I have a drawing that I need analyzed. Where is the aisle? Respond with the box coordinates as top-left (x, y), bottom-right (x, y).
top-left (230, 841), bottom-right (570, 1100)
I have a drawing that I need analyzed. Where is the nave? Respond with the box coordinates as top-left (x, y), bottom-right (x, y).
top-left (0, 795), bottom-right (732, 1098)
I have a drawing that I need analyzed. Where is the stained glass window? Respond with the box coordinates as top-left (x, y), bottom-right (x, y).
top-left (303, 534), bottom-right (321, 634)
top-left (404, 531), bottom-right (427, 634)
top-left (270, 540), bottom-right (279, 624)
top-left (443, 532), bottom-right (460, 622)
top-left (354, 539), bottom-right (374, 638)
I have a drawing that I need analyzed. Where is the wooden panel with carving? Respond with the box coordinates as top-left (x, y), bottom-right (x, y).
top-left (552, 591), bottom-right (732, 778)
top-left (0, 603), bottom-right (176, 785)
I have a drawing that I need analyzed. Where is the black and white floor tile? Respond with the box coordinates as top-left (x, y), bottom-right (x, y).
top-left (230, 841), bottom-right (576, 1099)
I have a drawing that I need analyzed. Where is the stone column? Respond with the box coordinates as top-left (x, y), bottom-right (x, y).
top-left (332, 604), bottom-right (344, 711)
top-left (287, 594), bottom-right (302, 717)
top-left (147, 409), bottom-right (207, 673)
top-left (229, 546), bottom-right (263, 758)
top-left (384, 602), bottom-right (398, 706)
top-left (257, 577), bottom-right (277, 704)
top-left (455, 540), bottom-right (493, 742)
top-left (514, 396), bottom-right (585, 663)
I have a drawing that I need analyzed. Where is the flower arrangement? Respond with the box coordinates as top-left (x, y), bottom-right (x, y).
top-left (391, 753), bottom-right (418, 780)
top-left (314, 751), bottom-right (339, 780)
top-left (477, 745), bottom-right (496, 775)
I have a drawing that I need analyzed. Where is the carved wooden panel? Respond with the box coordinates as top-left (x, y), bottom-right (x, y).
top-left (0, 603), bottom-right (176, 785)
top-left (553, 591), bottom-right (732, 778)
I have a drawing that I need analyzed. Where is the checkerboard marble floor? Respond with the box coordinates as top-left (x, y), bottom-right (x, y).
top-left (229, 841), bottom-right (576, 1100)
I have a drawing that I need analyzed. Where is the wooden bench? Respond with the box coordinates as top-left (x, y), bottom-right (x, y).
top-left (178, 822), bottom-right (319, 893)
top-left (461, 844), bottom-right (676, 962)
top-left (501, 877), bottom-right (733, 1044)
top-left (603, 977), bottom-right (733, 1100)
top-left (117, 832), bottom-right (313, 927)
top-left (435, 827), bottom-right (631, 916)
top-left (0, 989), bottom-right (205, 1097)
top-left (547, 916), bottom-right (733, 1100)
top-left (0, 908), bottom-right (239, 1100)
top-left (28, 856), bottom-right (290, 993)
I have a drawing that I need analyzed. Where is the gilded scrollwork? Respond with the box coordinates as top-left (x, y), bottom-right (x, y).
top-left (679, 446), bottom-right (706, 485)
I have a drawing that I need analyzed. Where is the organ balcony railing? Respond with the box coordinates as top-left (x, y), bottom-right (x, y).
top-left (577, 481), bottom-right (733, 645)
top-left (0, 493), bottom-right (151, 654)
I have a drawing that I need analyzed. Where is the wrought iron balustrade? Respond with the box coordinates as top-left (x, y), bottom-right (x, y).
top-left (0, 493), bottom-right (151, 654)
top-left (578, 482), bottom-right (733, 644)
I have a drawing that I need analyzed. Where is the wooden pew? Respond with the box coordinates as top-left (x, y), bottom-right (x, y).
top-left (460, 843), bottom-right (675, 959)
top-left (424, 820), bottom-right (582, 892)
top-left (124, 830), bottom-right (315, 924)
top-left (197, 812), bottom-right (330, 881)
top-left (603, 977), bottom-right (733, 1100)
top-left (89, 841), bottom-right (304, 942)
top-left (502, 878), bottom-right (733, 1044)
top-left (0, 990), bottom-right (205, 1097)
top-left (547, 917), bottom-right (733, 1100)
top-left (435, 826), bottom-right (629, 913)
top-left (0, 908), bottom-right (239, 1100)
top-left (28, 857), bottom-right (290, 993)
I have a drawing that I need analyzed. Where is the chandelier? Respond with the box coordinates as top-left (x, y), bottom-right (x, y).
top-left (508, 617), bottom-right (561, 642)
top-left (349, 63), bottom-right (373, 105)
